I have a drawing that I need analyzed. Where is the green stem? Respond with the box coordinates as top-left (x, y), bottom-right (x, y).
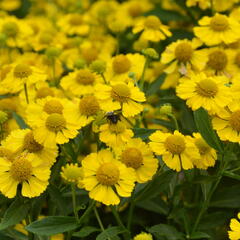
top-left (78, 200), bottom-right (95, 225)
top-left (139, 57), bottom-right (149, 90)
top-left (71, 184), bottom-right (79, 222)
top-left (110, 206), bottom-right (130, 240)
top-left (94, 207), bottom-right (105, 231)
top-left (116, 33), bottom-right (120, 55)
top-left (167, 113), bottom-right (179, 131)
top-left (24, 83), bottom-right (29, 104)
top-left (101, 73), bottom-right (107, 84)
top-left (127, 199), bottom-right (135, 231)
top-left (25, 215), bottom-right (34, 240)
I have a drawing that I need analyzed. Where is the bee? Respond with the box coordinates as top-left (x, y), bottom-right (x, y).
top-left (105, 111), bottom-right (120, 124)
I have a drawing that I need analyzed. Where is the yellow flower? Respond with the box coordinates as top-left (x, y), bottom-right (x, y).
top-left (186, 0), bottom-right (210, 9)
top-left (176, 72), bottom-right (231, 113)
top-left (61, 163), bottom-right (83, 184)
top-left (99, 120), bottom-right (133, 148)
top-left (60, 69), bottom-right (102, 96)
top-left (133, 15), bottom-right (172, 42)
top-left (0, 152), bottom-right (50, 198)
top-left (192, 133), bottom-right (217, 169)
top-left (2, 129), bottom-right (58, 167)
top-left (95, 82), bottom-right (145, 117)
top-left (228, 213), bottom-right (240, 240)
top-left (57, 13), bottom-right (90, 36)
top-left (0, 0), bottom-right (21, 11)
top-left (194, 13), bottom-right (240, 46)
top-left (2, 62), bottom-right (47, 94)
top-left (105, 53), bottom-right (145, 83)
top-left (28, 111), bottom-right (81, 147)
top-left (81, 149), bottom-right (136, 205)
top-left (116, 138), bottom-right (158, 183)
top-left (0, 16), bottom-right (33, 48)
top-left (134, 232), bottom-right (153, 240)
top-left (149, 130), bottom-right (200, 172)
top-left (161, 38), bottom-right (207, 75)
top-left (212, 102), bottom-right (240, 143)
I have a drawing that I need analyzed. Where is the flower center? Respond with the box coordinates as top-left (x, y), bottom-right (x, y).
top-left (23, 131), bottom-right (43, 153)
top-left (0, 147), bottom-right (13, 160)
top-left (14, 64), bottom-right (32, 79)
top-left (128, 3), bottom-right (142, 17)
top-left (82, 47), bottom-right (98, 64)
top-left (79, 95), bottom-right (100, 116)
top-left (235, 52), bottom-right (240, 68)
top-left (195, 79), bottom-right (218, 98)
top-left (164, 135), bottom-right (186, 155)
top-left (195, 138), bottom-right (210, 155)
top-left (109, 122), bottom-right (126, 133)
top-left (175, 42), bottom-right (193, 62)
top-left (144, 16), bottom-right (161, 29)
top-left (10, 157), bottom-right (33, 182)
top-left (39, 32), bottom-right (53, 44)
top-left (43, 99), bottom-right (63, 114)
top-left (96, 162), bottom-right (120, 186)
top-left (2, 22), bottom-right (19, 37)
top-left (75, 69), bottom-right (95, 85)
top-left (69, 14), bottom-right (83, 25)
top-left (208, 50), bottom-right (228, 71)
top-left (121, 148), bottom-right (143, 169)
top-left (112, 55), bottom-right (131, 74)
top-left (230, 110), bottom-right (240, 132)
top-left (61, 164), bottom-right (83, 182)
top-left (111, 83), bottom-right (131, 102)
top-left (210, 14), bottom-right (229, 31)
top-left (36, 87), bottom-right (54, 99)
top-left (45, 113), bottom-right (66, 132)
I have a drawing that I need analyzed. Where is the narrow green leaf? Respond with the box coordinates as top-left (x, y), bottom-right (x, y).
top-left (146, 74), bottom-right (165, 96)
top-left (25, 216), bottom-right (78, 236)
top-left (193, 108), bottom-right (223, 152)
top-left (190, 232), bottom-right (211, 239)
top-left (73, 226), bottom-right (100, 237)
top-left (12, 112), bottom-right (29, 129)
top-left (148, 224), bottom-right (184, 240)
top-left (0, 199), bottom-right (30, 230)
top-left (96, 227), bottom-right (126, 240)
top-left (133, 128), bottom-right (157, 140)
top-left (223, 171), bottom-right (240, 181)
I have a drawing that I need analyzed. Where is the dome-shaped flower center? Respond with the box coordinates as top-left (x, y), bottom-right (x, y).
top-left (128, 4), bottom-right (142, 17)
top-left (76, 69), bottom-right (95, 85)
top-left (43, 99), bottom-right (63, 114)
top-left (14, 64), bottom-right (32, 79)
top-left (39, 32), bottom-right (53, 44)
top-left (112, 55), bottom-right (131, 74)
top-left (82, 47), bottom-right (98, 64)
top-left (36, 87), bottom-right (54, 99)
top-left (10, 157), bottom-right (33, 182)
top-left (195, 79), bottom-right (218, 98)
top-left (208, 50), bottom-right (228, 71)
top-left (96, 162), bottom-right (120, 186)
top-left (235, 52), bottom-right (240, 68)
top-left (144, 16), bottom-right (161, 29)
top-left (121, 147), bottom-right (143, 169)
top-left (69, 14), bottom-right (83, 25)
top-left (2, 22), bottom-right (19, 37)
top-left (175, 42), bottom-right (193, 62)
top-left (109, 122), bottom-right (126, 133)
top-left (61, 164), bottom-right (83, 182)
top-left (0, 147), bottom-right (13, 160)
top-left (111, 83), bottom-right (131, 102)
top-left (23, 131), bottom-right (43, 153)
top-left (230, 110), bottom-right (240, 132)
top-left (194, 138), bottom-right (210, 155)
top-left (164, 135), bottom-right (186, 154)
top-left (79, 95), bottom-right (100, 116)
top-left (45, 113), bottom-right (66, 132)
top-left (210, 14), bottom-right (229, 31)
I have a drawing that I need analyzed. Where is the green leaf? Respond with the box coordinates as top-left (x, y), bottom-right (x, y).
top-left (96, 227), bottom-right (126, 240)
top-left (133, 128), bottom-right (157, 140)
top-left (146, 74), bottom-right (165, 96)
top-left (148, 224), bottom-right (184, 240)
top-left (0, 199), bottom-right (30, 230)
top-left (223, 171), bottom-right (240, 181)
top-left (73, 226), bottom-right (100, 237)
top-left (25, 216), bottom-right (78, 236)
top-left (12, 112), bottom-right (29, 129)
top-left (150, 119), bottom-right (175, 131)
top-left (0, 232), bottom-right (14, 240)
top-left (190, 232), bottom-right (211, 239)
top-left (193, 108), bottom-right (223, 152)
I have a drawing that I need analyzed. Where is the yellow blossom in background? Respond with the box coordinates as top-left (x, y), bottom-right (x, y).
top-left (228, 213), bottom-right (240, 240)
top-left (61, 163), bottom-right (83, 184)
top-left (186, 0), bottom-right (210, 9)
top-left (134, 232), bottom-right (153, 240)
